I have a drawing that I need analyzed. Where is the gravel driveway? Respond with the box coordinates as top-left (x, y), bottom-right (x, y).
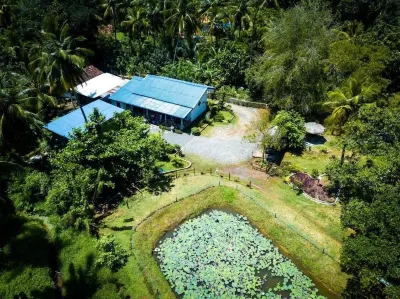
top-left (150, 105), bottom-right (260, 164)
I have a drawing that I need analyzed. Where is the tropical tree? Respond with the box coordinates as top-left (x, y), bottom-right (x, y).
top-left (144, 0), bottom-right (164, 44)
top-left (101, 0), bottom-right (126, 42)
top-left (200, 0), bottom-right (232, 44)
top-left (324, 77), bottom-right (383, 135)
top-left (29, 16), bottom-right (92, 122)
top-left (246, 0), bottom-right (332, 114)
top-left (327, 105), bottom-right (400, 298)
top-left (165, 0), bottom-right (201, 56)
top-left (30, 16), bottom-right (92, 95)
top-left (121, 6), bottom-right (149, 55)
top-left (266, 110), bottom-right (306, 152)
top-left (231, 0), bottom-right (251, 38)
top-left (0, 73), bottom-right (44, 152)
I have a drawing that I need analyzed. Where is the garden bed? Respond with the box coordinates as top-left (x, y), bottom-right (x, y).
top-left (290, 172), bottom-right (335, 203)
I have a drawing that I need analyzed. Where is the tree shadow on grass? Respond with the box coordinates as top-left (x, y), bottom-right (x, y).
top-left (2, 217), bottom-right (52, 281)
top-left (62, 253), bottom-right (98, 299)
top-left (147, 174), bottom-right (173, 195)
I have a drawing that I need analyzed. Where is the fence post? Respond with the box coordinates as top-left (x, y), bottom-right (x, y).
top-left (219, 181), bottom-right (220, 186)
top-left (176, 171), bottom-right (177, 179)
top-left (249, 181), bottom-right (252, 188)
top-left (210, 168), bottom-right (212, 175)
top-left (194, 168), bottom-right (195, 175)
top-left (229, 173), bottom-right (230, 181)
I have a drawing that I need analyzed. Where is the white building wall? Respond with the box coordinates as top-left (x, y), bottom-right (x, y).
top-left (190, 91), bottom-right (208, 122)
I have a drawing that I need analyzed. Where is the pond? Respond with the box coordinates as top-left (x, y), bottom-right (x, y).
top-left (154, 208), bottom-right (332, 298)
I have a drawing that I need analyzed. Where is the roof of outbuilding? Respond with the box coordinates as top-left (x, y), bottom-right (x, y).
top-left (82, 65), bottom-right (103, 81)
top-left (44, 100), bottom-right (124, 139)
top-left (110, 75), bottom-right (214, 110)
top-left (305, 122), bottom-right (325, 135)
top-left (76, 73), bottom-right (128, 99)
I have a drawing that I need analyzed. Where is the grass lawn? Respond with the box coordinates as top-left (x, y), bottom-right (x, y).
top-left (201, 110), bottom-right (237, 137)
top-left (155, 155), bottom-right (190, 172)
top-left (0, 216), bottom-right (55, 299)
top-left (282, 135), bottom-right (343, 173)
top-left (101, 174), bottom-right (348, 298)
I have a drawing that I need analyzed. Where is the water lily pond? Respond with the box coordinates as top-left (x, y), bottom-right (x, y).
top-left (155, 209), bottom-right (325, 298)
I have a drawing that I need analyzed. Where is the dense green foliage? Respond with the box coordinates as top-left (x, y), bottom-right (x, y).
top-left (327, 105), bottom-right (400, 297)
top-left (267, 111), bottom-right (306, 152)
top-left (96, 235), bottom-right (128, 272)
top-left (0, 216), bottom-right (55, 299)
top-left (9, 110), bottom-right (171, 231)
top-left (1, 0), bottom-right (399, 297)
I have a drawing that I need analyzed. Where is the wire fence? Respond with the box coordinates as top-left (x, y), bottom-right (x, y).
top-left (129, 171), bottom-right (341, 297)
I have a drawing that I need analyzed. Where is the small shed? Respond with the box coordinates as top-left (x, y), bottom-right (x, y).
top-left (76, 73), bottom-right (129, 101)
top-left (44, 100), bottom-right (124, 139)
top-left (305, 122), bottom-right (325, 135)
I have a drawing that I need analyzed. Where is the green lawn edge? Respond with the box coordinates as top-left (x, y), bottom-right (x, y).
top-left (132, 186), bottom-right (347, 298)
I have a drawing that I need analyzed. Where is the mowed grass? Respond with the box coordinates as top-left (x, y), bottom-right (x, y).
top-left (155, 155), bottom-right (190, 172)
top-left (201, 110), bottom-right (237, 137)
top-left (101, 174), bottom-right (348, 298)
top-left (283, 135), bottom-right (343, 173)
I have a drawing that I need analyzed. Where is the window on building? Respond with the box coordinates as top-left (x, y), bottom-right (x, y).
top-left (116, 102), bottom-right (121, 108)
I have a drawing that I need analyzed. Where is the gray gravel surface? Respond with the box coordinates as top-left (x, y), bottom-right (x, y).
top-left (150, 124), bottom-right (258, 164)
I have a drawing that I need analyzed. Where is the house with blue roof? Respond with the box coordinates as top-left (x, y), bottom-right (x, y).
top-left (108, 75), bottom-right (214, 129)
top-left (44, 99), bottom-right (125, 139)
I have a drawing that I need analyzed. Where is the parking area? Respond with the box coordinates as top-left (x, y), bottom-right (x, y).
top-left (150, 105), bottom-right (260, 164)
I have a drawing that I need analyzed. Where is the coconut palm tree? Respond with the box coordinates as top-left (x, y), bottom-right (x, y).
top-left (0, 73), bottom-right (43, 151)
top-left (165, 0), bottom-right (201, 56)
top-left (144, 0), bottom-right (164, 45)
top-left (231, 0), bottom-right (251, 38)
top-left (29, 17), bottom-right (92, 121)
top-left (324, 77), bottom-right (381, 135)
top-left (199, 0), bottom-right (232, 44)
top-left (101, 0), bottom-right (127, 42)
top-left (121, 6), bottom-right (149, 55)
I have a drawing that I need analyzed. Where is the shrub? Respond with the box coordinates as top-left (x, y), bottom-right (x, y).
top-left (96, 235), bottom-right (128, 272)
top-left (205, 111), bottom-right (212, 122)
top-left (172, 157), bottom-right (184, 168)
top-left (191, 127), bottom-right (201, 135)
top-left (319, 146), bottom-right (328, 154)
top-left (174, 129), bottom-right (183, 134)
top-left (280, 162), bottom-right (300, 176)
top-left (311, 169), bottom-right (320, 179)
top-left (159, 125), bottom-right (170, 131)
top-left (214, 113), bottom-right (225, 122)
top-left (198, 120), bottom-right (205, 127)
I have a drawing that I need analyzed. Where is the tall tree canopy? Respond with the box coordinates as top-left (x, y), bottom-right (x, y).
top-left (246, 0), bottom-right (333, 114)
top-left (327, 105), bottom-right (400, 297)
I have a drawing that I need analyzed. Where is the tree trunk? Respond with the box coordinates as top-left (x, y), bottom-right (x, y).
top-left (77, 97), bottom-right (88, 123)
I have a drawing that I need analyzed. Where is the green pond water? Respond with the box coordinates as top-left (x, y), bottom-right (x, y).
top-left (154, 208), bottom-right (335, 298)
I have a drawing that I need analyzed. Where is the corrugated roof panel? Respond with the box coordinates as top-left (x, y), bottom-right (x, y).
top-left (44, 99), bottom-right (124, 139)
top-left (109, 75), bottom-right (214, 116)
top-left (121, 75), bottom-right (212, 108)
top-left (76, 73), bottom-right (127, 99)
top-left (129, 95), bottom-right (191, 118)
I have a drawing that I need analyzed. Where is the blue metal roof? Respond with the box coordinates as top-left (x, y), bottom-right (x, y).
top-left (128, 94), bottom-right (191, 118)
top-left (44, 99), bottom-right (124, 139)
top-left (110, 75), bottom-right (214, 112)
